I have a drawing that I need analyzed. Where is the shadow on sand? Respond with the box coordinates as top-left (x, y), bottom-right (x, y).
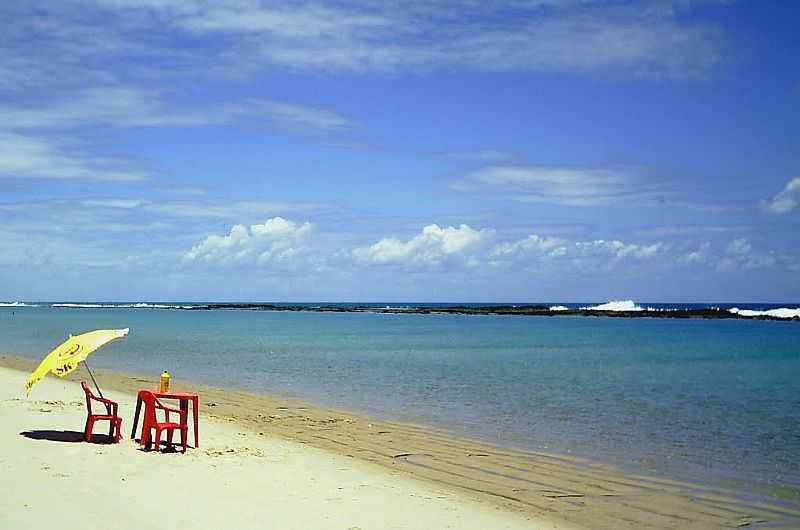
top-left (20, 430), bottom-right (116, 444)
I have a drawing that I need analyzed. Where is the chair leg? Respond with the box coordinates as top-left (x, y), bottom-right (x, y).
top-left (154, 426), bottom-right (162, 453)
top-left (167, 428), bottom-right (174, 449)
top-left (139, 418), bottom-right (151, 447)
top-left (141, 427), bottom-right (151, 450)
top-left (113, 418), bottom-right (122, 443)
top-left (86, 417), bottom-right (94, 442)
top-left (181, 427), bottom-right (187, 453)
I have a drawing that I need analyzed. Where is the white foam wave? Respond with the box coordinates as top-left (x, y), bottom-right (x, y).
top-left (52, 303), bottom-right (107, 308)
top-left (549, 305), bottom-right (569, 311)
top-left (52, 302), bottom-right (187, 309)
top-left (118, 303), bottom-right (174, 309)
top-left (582, 300), bottom-right (644, 312)
top-left (56, 302), bottom-right (198, 310)
top-left (0, 301), bottom-right (37, 307)
top-left (729, 307), bottom-right (800, 319)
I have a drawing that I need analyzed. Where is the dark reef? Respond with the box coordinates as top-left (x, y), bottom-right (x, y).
top-left (176, 303), bottom-right (798, 321)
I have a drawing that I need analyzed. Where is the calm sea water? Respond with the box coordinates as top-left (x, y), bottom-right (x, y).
top-left (2, 305), bottom-right (799, 496)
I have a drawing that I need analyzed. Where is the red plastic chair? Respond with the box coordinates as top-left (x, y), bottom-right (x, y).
top-left (81, 381), bottom-right (122, 443)
top-left (139, 390), bottom-right (188, 453)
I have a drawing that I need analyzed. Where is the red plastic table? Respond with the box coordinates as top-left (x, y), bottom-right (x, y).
top-left (130, 390), bottom-right (199, 448)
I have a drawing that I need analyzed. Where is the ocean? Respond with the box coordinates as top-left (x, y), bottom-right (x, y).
top-left (2, 303), bottom-right (799, 498)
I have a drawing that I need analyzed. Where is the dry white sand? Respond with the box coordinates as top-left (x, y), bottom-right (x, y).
top-left (0, 367), bottom-right (569, 530)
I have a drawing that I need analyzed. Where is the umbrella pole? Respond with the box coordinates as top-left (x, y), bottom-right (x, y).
top-left (83, 360), bottom-right (104, 399)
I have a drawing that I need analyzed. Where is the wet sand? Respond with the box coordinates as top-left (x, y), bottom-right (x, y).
top-left (2, 354), bottom-right (798, 529)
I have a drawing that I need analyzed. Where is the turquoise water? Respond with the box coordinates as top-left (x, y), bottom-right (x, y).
top-left (2, 305), bottom-right (799, 495)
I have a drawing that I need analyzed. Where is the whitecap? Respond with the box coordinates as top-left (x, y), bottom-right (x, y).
top-left (549, 305), bottom-right (569, 311)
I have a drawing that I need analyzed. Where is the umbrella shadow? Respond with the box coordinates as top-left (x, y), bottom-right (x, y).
top-left (20, 430), bottom-right (117, 444)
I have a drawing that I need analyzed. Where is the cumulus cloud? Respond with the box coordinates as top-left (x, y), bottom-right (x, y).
top-left (578, 240), bottom-right (664, 259)
top-left (726, 238), bottom-right (752, 256)
top-left (183, 217), bottom-right (312, 267)
top-left (717, 238), bottom-right (776, 271)
top-left (492, 234), bottom-right (664, 261)
top-left (678, 242), bottom-right (711, 265)
top-left (492, 231), bottom-right (792, 279)
top-left (763, 177), bottom-right (800, 214)
top-left (353, 224), bottom-right (495, 267)
top-left (353, 226), bottom-right (674, 272)
top-left (491, 234), bottom-right (567, 259)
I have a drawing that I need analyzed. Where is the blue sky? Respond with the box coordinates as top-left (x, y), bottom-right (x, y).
top-left (1, 0), bottom-right (798, 302)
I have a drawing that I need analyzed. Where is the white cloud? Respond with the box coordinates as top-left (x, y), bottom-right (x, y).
top-left (635, 225), bottom-right (745, 237)
top-left (763, 177), bottom-right (800, 214)
top-left (176, 4), bottom-right (392, 39)
top-left (678, 242), bottom-right (710, 265)
top-left (0, 131), bottom-right (148, 181)
top-left (726, 238), bottom-right (751, 255)
top-left (0, 88), bottom-right (353, 132)
top-left (9, 0), bottom-right (728, 81)
top-left (253, 2), bottom-right (724, 79)
top-left (144, 200), bottom-right (322, 219)
top-left (717, 238), bottom-right (776, 271)
top-left (354, 227), bottom-right (668, 272)
top-left (452, 164), bottom-right (663, 206)
top-left (488, 233), bottom-right (667, 272)
top-left (491, 234), bottom-right (567, 258)
top-left (0, 86), bottom-right (352, 183)
top-left (360, 227), bottom-right (669, 272)
top-left (238, 100), bottom-right (353, 131)
top-left (0, 196), bottom-right (321, 222)
top-left (578, 240), bottom-right (664, 259)
top-left (354, 224), bottom-right (495, 266)
top-left (79, 199), bottom-right (145, 209)
top-left (183, 217), bottom-right (312, 267)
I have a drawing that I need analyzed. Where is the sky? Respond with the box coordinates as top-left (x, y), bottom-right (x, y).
top-left (1, 0), bottom-right (798, 303)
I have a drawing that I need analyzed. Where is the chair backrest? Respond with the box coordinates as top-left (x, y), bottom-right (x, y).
top-left (81, 381), bottom-right (94, 412)
top-left (139, 390), bottom-right (160, 425)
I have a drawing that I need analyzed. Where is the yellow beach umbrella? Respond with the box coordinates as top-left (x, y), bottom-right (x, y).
top-left (24, 328), bottom-right (129, 396)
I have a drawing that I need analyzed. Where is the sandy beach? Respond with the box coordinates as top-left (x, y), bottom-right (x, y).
top-left (1, 356), bottom-right (798, 529)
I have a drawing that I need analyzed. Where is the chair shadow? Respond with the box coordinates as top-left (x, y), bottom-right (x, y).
top-left (133, 438), bottom-right (185, 453)
top-left (20, 430), bottom-right (117, 444)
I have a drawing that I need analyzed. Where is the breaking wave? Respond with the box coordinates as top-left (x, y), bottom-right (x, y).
top-left (51, 303), bottom-right (194, 309)
top-left (729, 307), bottom-right (800, 319)
top-left (581, 300), bottom-right (644, 312)
top-left (0, 301), bottom-right (37, 307)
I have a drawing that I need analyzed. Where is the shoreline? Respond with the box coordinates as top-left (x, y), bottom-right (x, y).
top-left (3, 354), bottom-right (799, 529)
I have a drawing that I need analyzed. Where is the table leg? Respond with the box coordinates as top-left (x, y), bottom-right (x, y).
top-left (192, 396), bottom-right (199, 448)
top-left (130, 395), bottom-right (142, 440)
top-left (180, 398), bottom-right (188, 435)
